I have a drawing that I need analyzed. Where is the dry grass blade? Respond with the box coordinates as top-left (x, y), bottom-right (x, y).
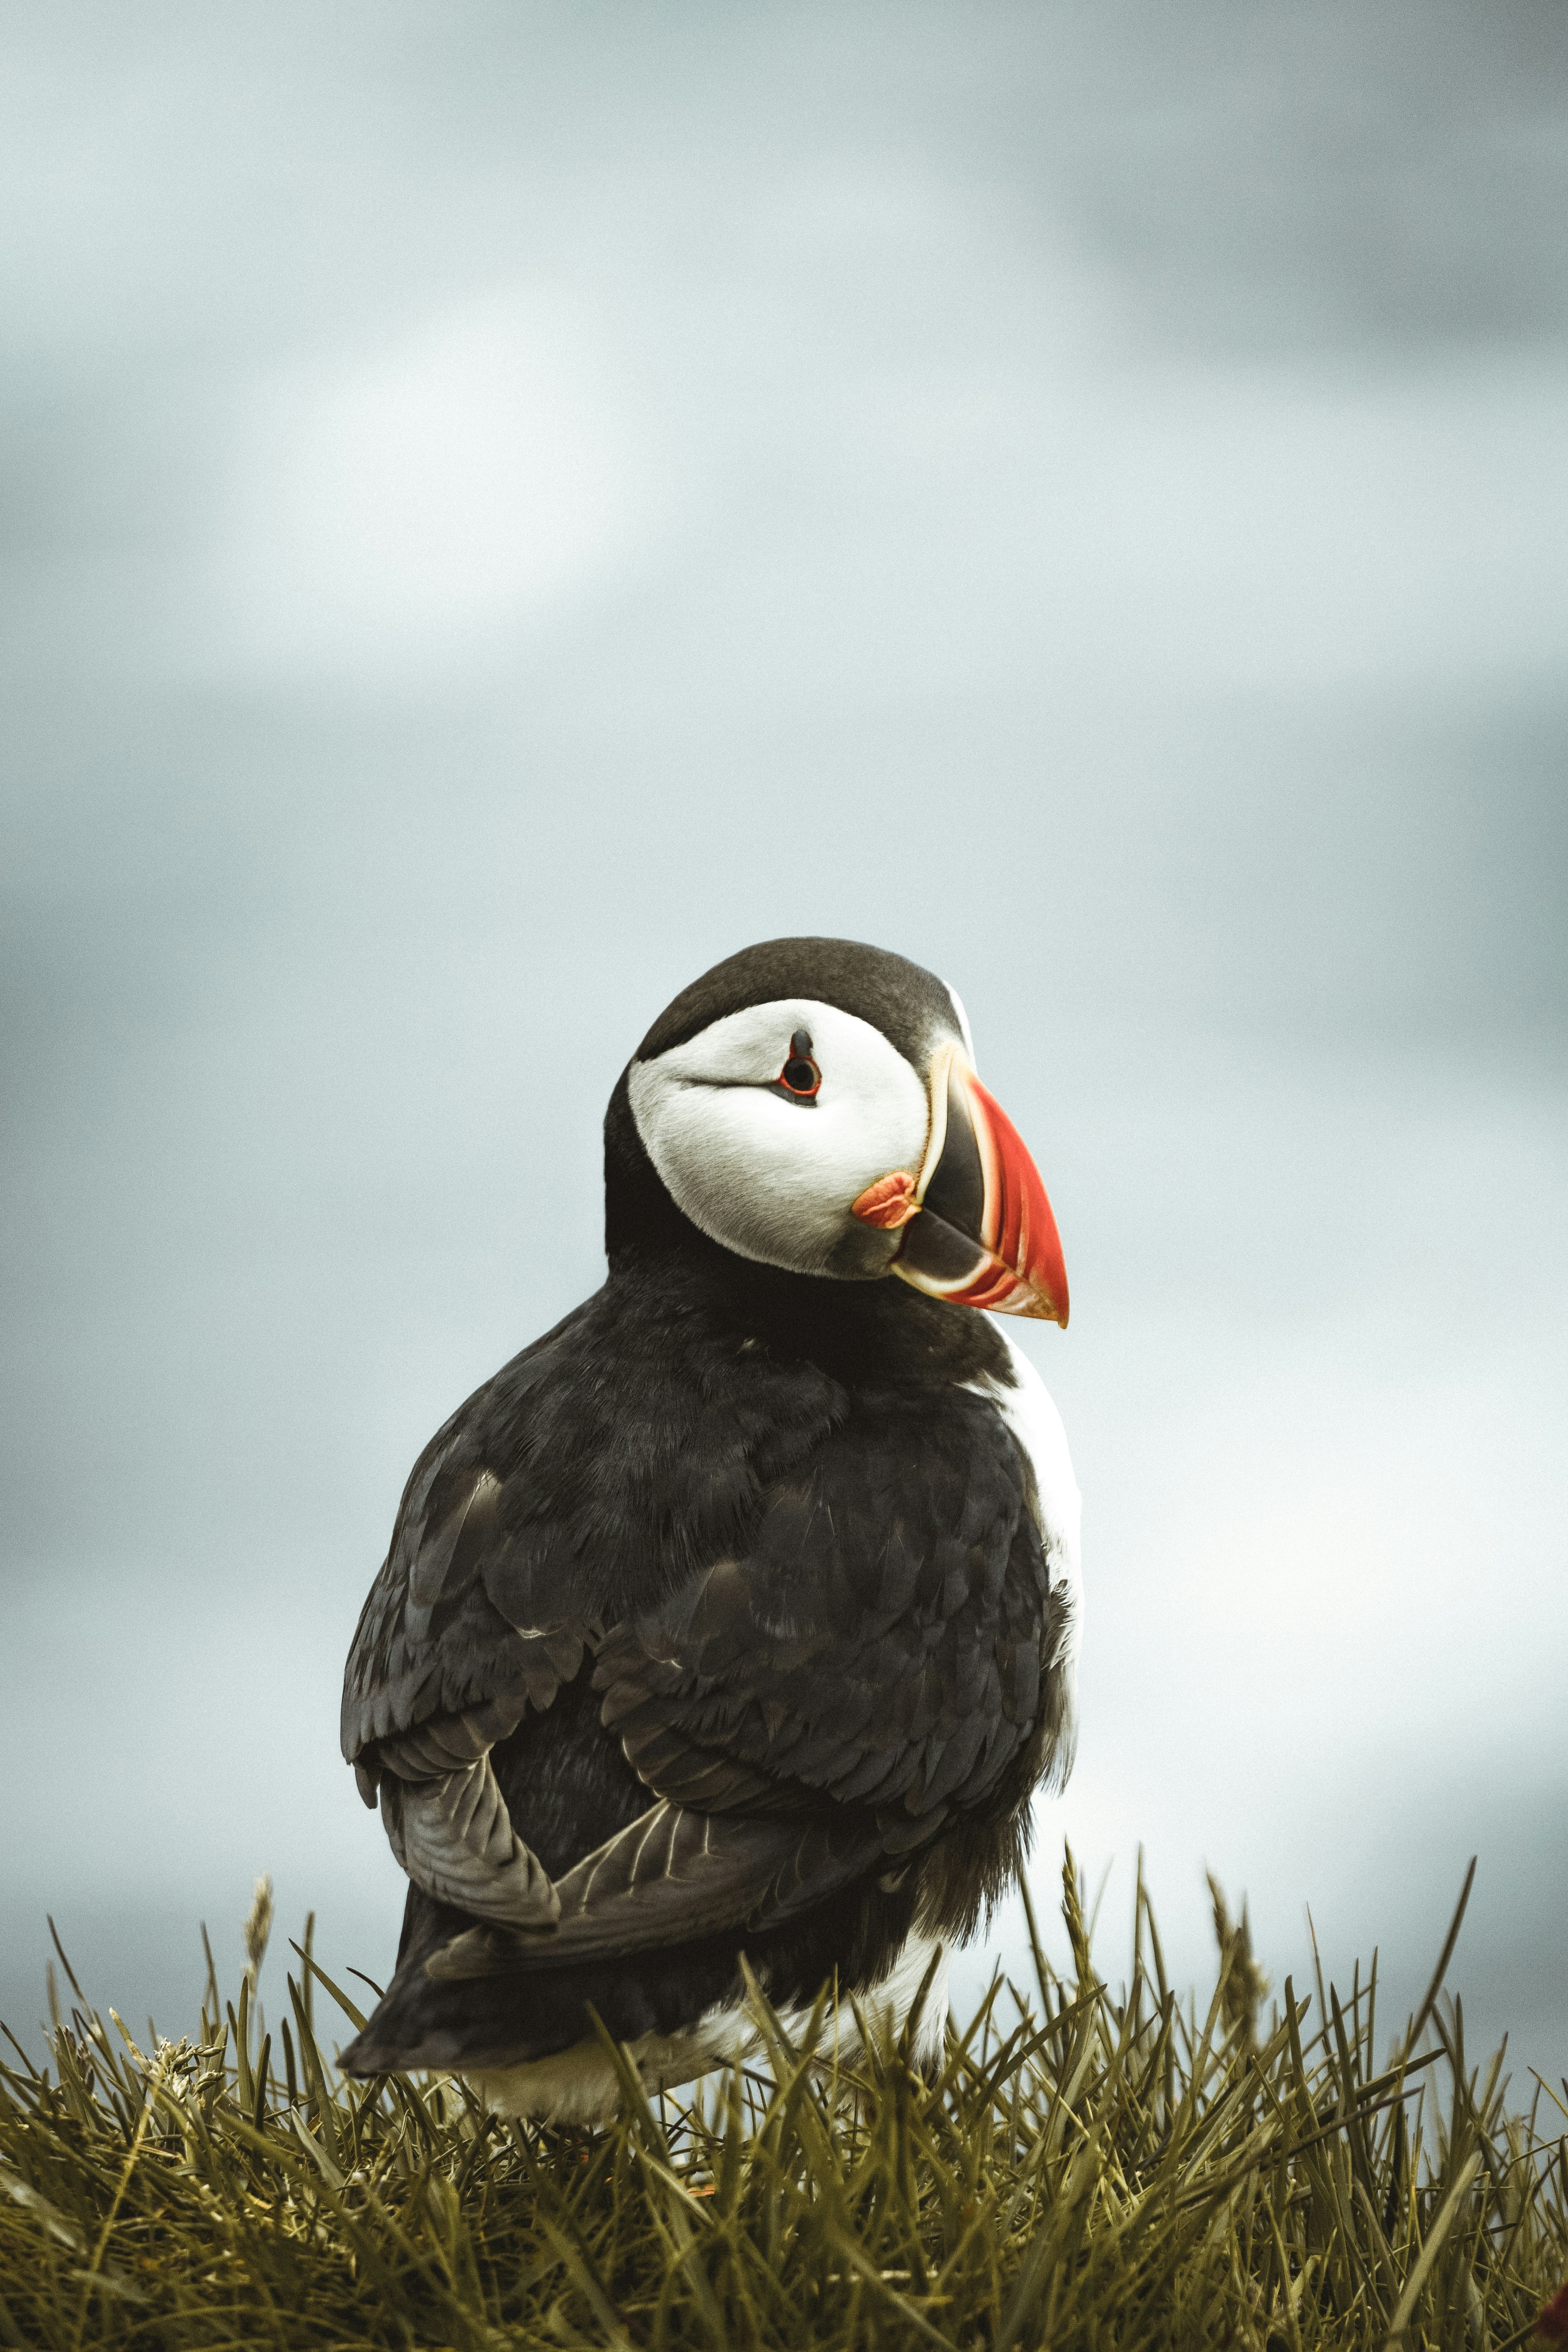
top-left (0, 1852), bottom-right (1561, 2350)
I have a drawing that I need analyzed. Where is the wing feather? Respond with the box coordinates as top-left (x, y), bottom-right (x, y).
top-left (340, 1316), bottom-right (601, 1769)
top-left (420, 1384), bottom-right (1060, 1977)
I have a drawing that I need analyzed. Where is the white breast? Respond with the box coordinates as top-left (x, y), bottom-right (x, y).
top-left (967, 1325), bottom-right (1083, 1784)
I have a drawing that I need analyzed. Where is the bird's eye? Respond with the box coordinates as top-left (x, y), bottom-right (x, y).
top-left (773, 1028), bottom-right (822, 1102)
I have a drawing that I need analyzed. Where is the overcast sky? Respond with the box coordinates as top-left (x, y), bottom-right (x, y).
top-left (2, 0), bottom-right (1565, 2080)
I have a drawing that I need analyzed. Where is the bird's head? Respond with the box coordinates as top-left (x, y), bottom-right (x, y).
top-left (606, 937), bottom-right (1068, 1326)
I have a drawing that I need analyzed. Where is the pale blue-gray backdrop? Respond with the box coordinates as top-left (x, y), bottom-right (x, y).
top-left (3, 1), bottom-right (1565, 2079)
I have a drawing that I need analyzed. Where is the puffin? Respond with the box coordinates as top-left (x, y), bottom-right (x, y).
top-left (339, 936), bottom-right (1081, 2122)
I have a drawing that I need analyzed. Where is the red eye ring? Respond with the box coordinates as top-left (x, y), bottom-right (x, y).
top-left (778, 1053), bottom-right (821, 1098)
top-left (776, 1027), bottom-right (821, 1099)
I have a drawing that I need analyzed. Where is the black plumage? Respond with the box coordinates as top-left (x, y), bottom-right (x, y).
top-left (339, 939), bottom-right (1075, 2087)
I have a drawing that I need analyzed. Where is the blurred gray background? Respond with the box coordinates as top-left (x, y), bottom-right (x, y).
top-left (3, 1), bottom-right (1565, 2080)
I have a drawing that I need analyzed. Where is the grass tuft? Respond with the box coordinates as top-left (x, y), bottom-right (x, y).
top-left (1, 1848), bottom-right (1564, 2348)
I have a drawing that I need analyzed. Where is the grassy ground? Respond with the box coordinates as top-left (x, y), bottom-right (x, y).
top-left (1, 1853), bottom-right (1564, 2350)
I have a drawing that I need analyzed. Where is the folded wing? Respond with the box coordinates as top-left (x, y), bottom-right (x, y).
top-left (422, 1383), bottom-right (1056, 1975)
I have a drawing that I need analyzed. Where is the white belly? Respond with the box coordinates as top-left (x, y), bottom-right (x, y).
top-left (468, 1931), bottom-right (950, 2124)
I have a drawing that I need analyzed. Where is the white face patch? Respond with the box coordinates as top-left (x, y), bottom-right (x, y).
top-left (628, 997), bottom-right (939, 1278)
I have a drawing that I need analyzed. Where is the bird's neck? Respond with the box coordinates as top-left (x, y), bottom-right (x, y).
top-left (601, 1069), bottom-right (1007, 1389)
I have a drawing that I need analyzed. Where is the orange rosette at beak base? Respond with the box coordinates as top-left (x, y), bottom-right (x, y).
top-left (848, 1169), bottom-right (921, 1229)
top-left (851, 1047), bottom-right (1069, 1326)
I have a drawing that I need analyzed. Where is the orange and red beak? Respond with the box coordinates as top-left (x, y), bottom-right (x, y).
top-left (851, 1045), bottom-right (1069, 1325)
